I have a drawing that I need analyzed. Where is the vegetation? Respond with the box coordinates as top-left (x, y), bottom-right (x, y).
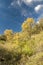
top-left (0, 18), bottom-right (43, 65)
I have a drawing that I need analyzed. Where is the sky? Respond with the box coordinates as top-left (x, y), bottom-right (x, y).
top-left (0, 0), bottom-right (43, 34)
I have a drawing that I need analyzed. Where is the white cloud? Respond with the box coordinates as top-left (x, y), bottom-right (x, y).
top-left (10, 0), bottom-right (43, 7)
top-left (22, 0), bottom-right (43, 5)
top-left (9, 0), bottom-right (43, 17)
top-left (35, 5), bottom-right (43, 12)
top-left (10, 0), bottom-right (22, 7)
top-left (22, 0), bottom-right (32, 5)
top-left (33, 0), bottom-right (42, 2)
top-left (17, 0), bottom-right (21, 6)
top-left (11, 2), bottom-right (13, 6)
top-left (10, 0), bottom-right (33, 7)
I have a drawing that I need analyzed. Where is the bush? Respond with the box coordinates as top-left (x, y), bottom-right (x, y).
top-left (0, 35), bottom-right (7, 41)
top-left (0, 47), bottom-right (14, 65)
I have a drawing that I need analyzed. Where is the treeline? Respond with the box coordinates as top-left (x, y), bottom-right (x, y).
top-left (0, 18), bottom-right (43, 41)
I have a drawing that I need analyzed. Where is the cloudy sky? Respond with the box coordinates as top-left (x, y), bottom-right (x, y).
top-left (0, 0), bottom-right (43, 34)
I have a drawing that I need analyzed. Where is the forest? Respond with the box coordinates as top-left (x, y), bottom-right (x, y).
top-left (0, 18), bottom-right (43, 65)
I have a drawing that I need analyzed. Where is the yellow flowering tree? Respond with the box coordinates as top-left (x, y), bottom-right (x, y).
top-left (22, 18), bottom-right (34, 38)
top-left (4, 29), bottom-right (13, 41)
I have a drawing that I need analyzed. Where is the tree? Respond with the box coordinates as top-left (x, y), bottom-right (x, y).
top-left (4, 29), bottom-right (13, 41)
top-left (13, 32), bottom-right (20, 44)
top-left (32, 23), bottom-right (41, 34)
top-left (39, 18), bottom-right (43, 30)
top-left (0, 35), bottom-right (7, 41)
top-left (22, 18), bottom-right (34, 38)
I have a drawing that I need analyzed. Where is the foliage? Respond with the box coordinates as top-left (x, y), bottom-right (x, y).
top-left (22, 18), bottom-right (34, 37)
top-left (4, 29), bottom-right (13, 41)
top-left (0, 35), bottom-right (7, 41)
top-left (0, 18), bottom-right (43, 65)
top-left (32, 24), bottom-right (41, 34)
top-left (39, 18), bottom-right (43, 30)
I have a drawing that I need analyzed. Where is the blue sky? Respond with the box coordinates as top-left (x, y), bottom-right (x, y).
top-left (0, 0), bottom-right (43, 34)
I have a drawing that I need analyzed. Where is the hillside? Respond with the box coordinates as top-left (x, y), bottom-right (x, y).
top-left (0, 18), bottom-right (43, 65)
